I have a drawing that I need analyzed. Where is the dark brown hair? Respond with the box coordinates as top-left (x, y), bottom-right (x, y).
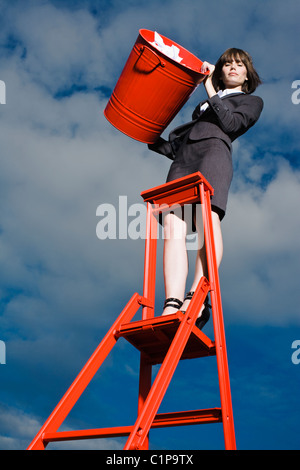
top-left (212, 48), bottom-right (262, 94)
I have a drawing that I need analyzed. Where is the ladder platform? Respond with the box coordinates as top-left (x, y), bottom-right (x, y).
top-left (141, 172), bottom-right (214, 214)
top-left (116, 312), bottom-right (216, 365)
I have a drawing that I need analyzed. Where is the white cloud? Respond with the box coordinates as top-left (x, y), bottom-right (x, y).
top-left (5, 2), bottom-right (104, 91)
top-left (221, 158), bottom-right (300, 326)
top-left (0, 0), bottom-right (298, 342)
top-left (0, 404), bottom-right (124, 450)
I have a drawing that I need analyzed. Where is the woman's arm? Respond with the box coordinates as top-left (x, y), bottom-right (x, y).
top-left (200, 61), bottom-right (217, 98)
top-left (207, 94), bottom-right (264, 135)
top-left (147, 137), bottom-right (175, 160)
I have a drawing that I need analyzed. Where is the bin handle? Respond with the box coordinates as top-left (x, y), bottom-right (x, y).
top-left (138, 45), bottom-right (166, 68)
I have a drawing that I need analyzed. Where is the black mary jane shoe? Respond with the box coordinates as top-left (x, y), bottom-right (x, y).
top-left (182, 291), bottom-right (211, 330)
top-left (163, 298), bottom-right (183, 312)
top-left (195, 298), bottom-right (211, 330)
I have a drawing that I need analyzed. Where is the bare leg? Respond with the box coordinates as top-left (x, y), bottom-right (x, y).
top-left (162, 212), bottom-right (188, 315)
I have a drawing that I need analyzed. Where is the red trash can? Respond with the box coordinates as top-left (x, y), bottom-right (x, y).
top-left (104, 29), bottom-right (208, 144)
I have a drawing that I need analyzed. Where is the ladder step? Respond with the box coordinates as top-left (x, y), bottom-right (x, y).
top-left (42, 408), bottom-right (222, 443)
top-left (153, 408), bottom-right (222, 427)
top-left (116, 312), bottom-right (216, 364)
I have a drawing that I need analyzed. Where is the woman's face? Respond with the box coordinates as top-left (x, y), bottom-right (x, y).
top-left (221, 57), bottom-right (248, 90)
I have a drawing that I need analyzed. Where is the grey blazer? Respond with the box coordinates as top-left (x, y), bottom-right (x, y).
top-left (149, 92), bottom-right (264, 160)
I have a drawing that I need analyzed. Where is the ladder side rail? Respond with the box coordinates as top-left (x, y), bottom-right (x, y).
top-left (137, 202), bottom-right (158, 449)
top-left (142, 202), bottom-right (157, 319)
top-left (200, 184), bottom-right (236, 450)
top-left (27, 293), bottom-right (142, 450)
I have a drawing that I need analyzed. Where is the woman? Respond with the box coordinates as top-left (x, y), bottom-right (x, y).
top-left (148, 48), bottom-right (263, 329)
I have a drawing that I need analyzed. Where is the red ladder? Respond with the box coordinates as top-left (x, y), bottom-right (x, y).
top-left (27, 172), bottom-right (236, 450)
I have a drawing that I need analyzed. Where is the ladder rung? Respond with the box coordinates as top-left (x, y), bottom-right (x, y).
top-left (42, 408), bottom-right (222, 443)
top-left (153, 408), bottom-right (222, 427)
top-left (43, 426), bottom-right (132, 443)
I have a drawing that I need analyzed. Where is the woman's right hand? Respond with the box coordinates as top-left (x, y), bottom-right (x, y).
top-left (200, 61), bottom-right (217, 98)
top-left (201, 61), bottom-right (215, 77)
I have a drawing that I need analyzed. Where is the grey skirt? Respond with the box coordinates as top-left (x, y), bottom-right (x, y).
top-left (166, 136), bottom-right (233, 221)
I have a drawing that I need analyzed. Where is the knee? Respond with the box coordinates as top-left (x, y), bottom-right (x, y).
top-left (164, 212), bottom-right (187, 240)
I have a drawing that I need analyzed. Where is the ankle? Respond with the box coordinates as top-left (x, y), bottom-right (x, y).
top-left (162, 297), bottom-right (183, 316)
top-left (162, 306), bottom-right (180, 316)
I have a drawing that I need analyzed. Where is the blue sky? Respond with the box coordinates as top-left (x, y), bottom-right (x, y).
top-left (0, 0), bottom-right (299, 450)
